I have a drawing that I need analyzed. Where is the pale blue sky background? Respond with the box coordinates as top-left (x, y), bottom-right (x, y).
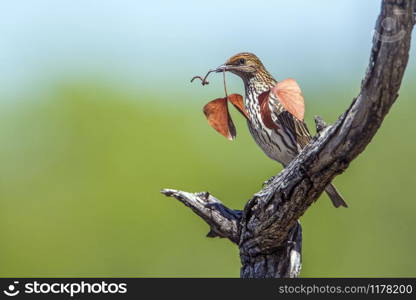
top-left (0, 0), bottom-right (414, 100)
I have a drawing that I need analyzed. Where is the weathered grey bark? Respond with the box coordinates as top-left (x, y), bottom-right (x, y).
top-left (161, 0), bottom-right (415, 278)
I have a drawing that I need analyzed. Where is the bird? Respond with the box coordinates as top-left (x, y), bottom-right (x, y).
top-left (202, 52), bottom-right (347, 208)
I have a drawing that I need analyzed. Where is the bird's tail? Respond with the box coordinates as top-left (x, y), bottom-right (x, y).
top-left (325, 183), bottom-right (348, 208)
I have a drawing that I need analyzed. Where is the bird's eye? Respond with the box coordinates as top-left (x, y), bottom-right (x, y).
top-left (239, 58), bottom-right (246, 65)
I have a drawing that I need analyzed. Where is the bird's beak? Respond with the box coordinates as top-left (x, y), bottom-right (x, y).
top-left (214, 64), bottom-right (228, 72)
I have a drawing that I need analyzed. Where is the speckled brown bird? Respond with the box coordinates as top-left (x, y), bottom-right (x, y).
top-left (203, 52), bottom-right (347, 208)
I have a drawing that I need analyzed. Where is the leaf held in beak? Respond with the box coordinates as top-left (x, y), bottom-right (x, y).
top-left (203, 94), bottom-right (249, 140)
top-left (226, 94), bottom-right (249, 120)
top-left (203, 97), bottom-right (237, 140)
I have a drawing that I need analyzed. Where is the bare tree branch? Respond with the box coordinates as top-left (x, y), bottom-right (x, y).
top-left (314, 116), bottom-right (328, 133)
top-left (160, 189), bottom-right (241, 243)
top-left (162, 0), bottom-right (415, 278)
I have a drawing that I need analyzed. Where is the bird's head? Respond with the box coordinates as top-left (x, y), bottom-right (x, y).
top-left (215, 52), bottom-right (266, 78)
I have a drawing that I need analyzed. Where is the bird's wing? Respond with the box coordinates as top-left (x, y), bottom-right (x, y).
top-left (273, 110), bottom-right (311, 148)
top-left (259, 79), bottom-right (311, 148)
top-left (203, 94), bottom-right (248, 140)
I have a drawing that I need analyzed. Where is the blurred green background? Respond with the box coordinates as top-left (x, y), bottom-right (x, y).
top-left (0, 1), bottom-right (415, 277)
